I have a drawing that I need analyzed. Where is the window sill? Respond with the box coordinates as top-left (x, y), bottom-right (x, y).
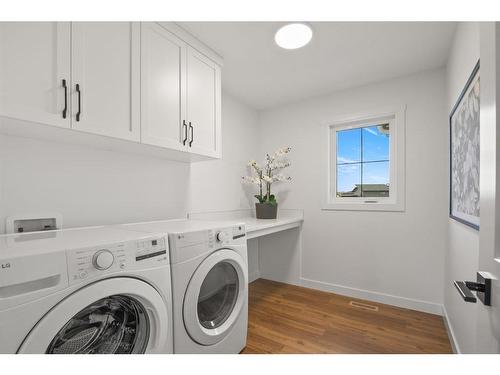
top-left (321, 201), bottom-right (405, 212)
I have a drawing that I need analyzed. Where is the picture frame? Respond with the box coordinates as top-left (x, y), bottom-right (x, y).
top-left (449, 60), bottom-right (480, 230)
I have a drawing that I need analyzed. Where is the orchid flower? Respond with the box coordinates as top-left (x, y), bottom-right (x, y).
top-left (241, 147), bottom-right (292, 205)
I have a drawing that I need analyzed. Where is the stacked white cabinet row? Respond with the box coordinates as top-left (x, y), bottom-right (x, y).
top-left (0, 22), bottom-right (221, 159)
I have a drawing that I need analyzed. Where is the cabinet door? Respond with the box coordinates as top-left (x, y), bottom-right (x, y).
top-left (0, 22), bottom-right (70, 128)
top-left (140, 22), bottom-right (187, 150)
top-left (71, 22), bottom-right (140, 141)
top-left (186, 46), bottom-right (221, 158)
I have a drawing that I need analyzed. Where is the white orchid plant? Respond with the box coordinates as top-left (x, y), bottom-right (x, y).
top-left (242, 147), bottom-right (292, 205)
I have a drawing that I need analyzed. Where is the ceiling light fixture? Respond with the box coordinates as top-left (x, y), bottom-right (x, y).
top-left (274, 23), bottom-right (313, 50)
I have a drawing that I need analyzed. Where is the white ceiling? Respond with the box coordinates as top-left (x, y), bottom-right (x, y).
top-left (178, 22), bottom-right (457, 110)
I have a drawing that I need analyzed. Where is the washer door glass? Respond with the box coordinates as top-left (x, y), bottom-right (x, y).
top-left (197, 261), bottom-right (239, 330)
top-left (46, 295), bottom-right (149, 354)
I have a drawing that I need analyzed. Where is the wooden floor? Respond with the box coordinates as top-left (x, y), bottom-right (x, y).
top-left (242, 279), bottom-right (452, 354)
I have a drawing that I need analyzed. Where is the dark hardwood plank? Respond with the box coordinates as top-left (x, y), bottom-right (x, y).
top-left (242, 279), bottom-right (452, 354)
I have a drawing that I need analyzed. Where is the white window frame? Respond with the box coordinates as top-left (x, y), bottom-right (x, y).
top-left (322, 106), bottom-right (406, 212)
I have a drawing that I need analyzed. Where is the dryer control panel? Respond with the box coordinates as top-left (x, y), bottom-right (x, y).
top-left (173, 224), bottom-right (246, 248)
top-left (213, 224), bottom-right (245, 245)
top-left (169, 224), bottom-right (246, 264)
top-left (67, 237), bottom-right (167, 285)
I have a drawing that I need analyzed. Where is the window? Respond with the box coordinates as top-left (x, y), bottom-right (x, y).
top-left (323, 108), bottom-right (405, 211)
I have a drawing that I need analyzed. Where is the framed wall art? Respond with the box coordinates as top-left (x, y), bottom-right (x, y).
top-left (449, 60), bottom-right (480, 230)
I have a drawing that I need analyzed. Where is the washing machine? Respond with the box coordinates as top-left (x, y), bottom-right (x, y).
top-left (120, 220), bottom-right (248, 353)
top-left (0, 226), bottom-right (173, 354)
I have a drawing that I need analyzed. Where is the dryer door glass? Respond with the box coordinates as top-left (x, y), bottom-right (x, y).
top-left (46, 295), bottom-right (150, 354)
top-left (197, 261), bottom-right (239, 329)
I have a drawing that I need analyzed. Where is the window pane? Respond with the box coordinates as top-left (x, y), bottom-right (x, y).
top-left (362, 124), bottom-right (390, 162)
top-left (336, 163), bottom-right (361, 197)
top-left (337, 128), bottom-right (361, 164)
top-left (361, 161), bottom-right (390, 197)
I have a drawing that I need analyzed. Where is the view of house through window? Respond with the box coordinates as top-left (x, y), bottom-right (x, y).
top-left (336, 123), bottom-right (390, 198)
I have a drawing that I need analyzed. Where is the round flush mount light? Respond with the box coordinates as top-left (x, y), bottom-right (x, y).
top-left (274, 23), bottom-right (313, 50)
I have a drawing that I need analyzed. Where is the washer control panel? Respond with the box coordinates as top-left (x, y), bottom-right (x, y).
top-left (67, 237), bottom-right (167, 285)
top-left (134, 237), bottom-right (167, 263)
top-left (93, 249), bottom-right (114, 270)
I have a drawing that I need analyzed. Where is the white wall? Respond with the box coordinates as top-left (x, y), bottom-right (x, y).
top-left (189, 94), bottom-right (259, 212)
top-left (0, 134), bottom-right (191, 232)
top-left (0, 92), bottom-right (259, 234)
top-left (257, 68), bottom-right (449, 314)
top-left (444, 22), bottom-right (480, 354)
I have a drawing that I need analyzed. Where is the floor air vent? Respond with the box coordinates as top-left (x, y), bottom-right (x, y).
top-left (349, 301), bottom-right (379, 312)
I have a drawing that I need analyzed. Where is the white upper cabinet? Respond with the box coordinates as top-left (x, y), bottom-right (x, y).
top-left (140, 22), bottom-right (186, 150)
top-left (0, 22), bottom-right (71, 128)
top-left (0, 22), bottom-right (222, 161)
top-left (141, 23), bottom-right (222, 158)
top-left (186, 46), bottom-right (221, 158)
top-left (71, 22), bottom-right (140, 141)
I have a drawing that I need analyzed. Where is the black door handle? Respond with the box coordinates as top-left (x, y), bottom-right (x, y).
top-left (189, 122), bottom-right (194, 147)
top-left (182, 120), bottom-right (188, 145)
top-left (75, 84), bottom-right (81, 122)
top-left (454, 281), bottom-right (477, 303)
top-left (454, 272), bottom-right (492, 306)
top-left (62, 79), bottom-right (68, 119)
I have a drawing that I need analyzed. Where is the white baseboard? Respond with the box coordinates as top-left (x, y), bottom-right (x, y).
top-left (300, 277), bottom-right (443, 315)
top-left (248, 270), bottom-right (260, 283)
top-left (442, 305), bottom-right (460, 354)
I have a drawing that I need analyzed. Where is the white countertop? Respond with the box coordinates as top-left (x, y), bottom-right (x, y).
top-left (0, 210), bottom-right (303, 258)
top-left (188, 209), bottom-right (303, 239)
